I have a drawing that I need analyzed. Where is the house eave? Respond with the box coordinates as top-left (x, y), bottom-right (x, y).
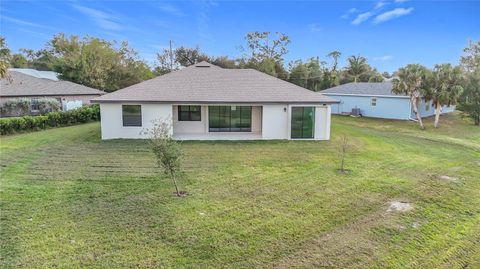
top-left (1, 93), bottom-right (104, 98)
top-left (321, 93), bottom-right (409, 99)
top-left (91, 100), bottom-right (340, 105)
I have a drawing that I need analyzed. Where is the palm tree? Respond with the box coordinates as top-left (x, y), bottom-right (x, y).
top-left (392, 64), bottom-right (429, 129)
top-left (327, 50), bottom-right (341, 72)
top-left (426, 64), bottom-right (464, 128)
top-left (345, 55), bottom-right (369, 82)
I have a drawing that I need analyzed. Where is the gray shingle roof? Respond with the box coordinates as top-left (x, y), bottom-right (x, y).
top-left (320, 82), bottom-right (408, 97)
top-left (92, 62), bottom-right (338, 104)
top-left (1, 70), bottom-right (105, 97)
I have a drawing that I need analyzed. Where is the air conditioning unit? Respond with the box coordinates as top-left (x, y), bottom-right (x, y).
top-left (351, 108), bottom-right (361, 117)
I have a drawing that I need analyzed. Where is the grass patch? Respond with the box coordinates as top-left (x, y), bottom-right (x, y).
top-left (1, 113), bottom-right (479, 268)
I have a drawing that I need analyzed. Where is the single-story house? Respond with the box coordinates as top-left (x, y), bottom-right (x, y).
top-left (320, 82), bottom-right (455, 120)
top-left (1, 69), bottom-right (104, 116)
top-left (92, 61), bottom-right (338, 140)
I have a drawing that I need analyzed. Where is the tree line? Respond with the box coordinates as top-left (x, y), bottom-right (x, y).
top-left (1, 32), bottom-right (385, 92)
top-left (0, 33), bottom-right (478, 126)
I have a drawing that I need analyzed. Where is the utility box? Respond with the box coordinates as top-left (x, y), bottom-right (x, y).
top-left (351, 108), bottom-right (361, 117)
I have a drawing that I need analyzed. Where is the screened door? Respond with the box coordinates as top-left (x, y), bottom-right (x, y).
top-left (291, 107), bottom-right (315, 139)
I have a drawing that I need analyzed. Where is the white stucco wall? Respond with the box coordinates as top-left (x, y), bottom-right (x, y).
top-left (100, 103), bottom-right (172, 139)
top-left (99, 103), bottom-right (332, 141)
top-left (315, 106), bottom-right (331, 140)
top-left (262, 105), bottom-right (289, 139)
top-left (287, 104), bottom-right (332, 140)
top-left (172, 105), bottom-right (208, 134)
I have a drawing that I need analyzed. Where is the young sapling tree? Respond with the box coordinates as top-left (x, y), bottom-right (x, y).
top-left (146, 119), bottom-right (184, 197)
top-left (338, 134), bottom-right (350, 174)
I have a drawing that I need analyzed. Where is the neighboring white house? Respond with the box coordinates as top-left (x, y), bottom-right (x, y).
top-left (92, 61), bottom-right (338, 140)
top-left (320, 82), bottom-right (455, 120)
top-left (1, 69), bottom-right (105, 117)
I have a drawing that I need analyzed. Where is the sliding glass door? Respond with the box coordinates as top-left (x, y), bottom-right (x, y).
top-left (291, 107), bottom-right (315, 139)
top-left (208, 106), bottom-right (252, 132)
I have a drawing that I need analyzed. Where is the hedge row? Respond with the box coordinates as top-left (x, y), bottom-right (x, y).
top-left (0, 105), bottom-right (100, 135)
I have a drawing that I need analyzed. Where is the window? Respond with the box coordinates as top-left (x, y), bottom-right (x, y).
top-left (30, 98), bottom-right (40, 111)
top-left (122, 105), bottom-right (142, 126)
top-left (291, 107), bottom-right (315, 139)
top-left (178, 106), bottom-right (201, 121)
top-left (208, 106), bottom-right (251, 132)
top-left (371, 97), bottom-right (377, 107)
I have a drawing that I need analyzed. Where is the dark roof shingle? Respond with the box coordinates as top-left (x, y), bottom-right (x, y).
top-left (93, 62), bottom-right (338, 104)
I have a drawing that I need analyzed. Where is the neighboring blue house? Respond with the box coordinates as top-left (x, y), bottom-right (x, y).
top-left (320, 82), bottom-right (455, 120)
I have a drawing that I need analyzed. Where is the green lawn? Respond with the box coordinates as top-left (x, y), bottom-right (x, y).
top-left (1, 113), bottom-right (479, 268)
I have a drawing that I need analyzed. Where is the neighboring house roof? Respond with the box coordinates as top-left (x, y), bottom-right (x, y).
top-left (320, 82), bottom-right (408, 98)
top-left (1, 69), bottom-right (105, 97)
top-left (92, 61), bottom-right (338, 104)
top-left (11, 69), bottom-right (60, 81)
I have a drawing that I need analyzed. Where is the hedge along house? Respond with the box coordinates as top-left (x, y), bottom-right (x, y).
top-left (92, 61), bottom-right (338, 140)
top-left (320, 82), bottom-right (455, 120)
top-left (1, 69), bottom-right (105, 117)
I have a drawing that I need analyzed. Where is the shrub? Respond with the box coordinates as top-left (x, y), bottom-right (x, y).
top-left (0, 104), bottom-right (100, 135)
top-left (37, 98), bottom-right (61, 114)
top-left (0, 97), bottom-right (61, 117)
top-left (0, 98), bottom-right (31, 117)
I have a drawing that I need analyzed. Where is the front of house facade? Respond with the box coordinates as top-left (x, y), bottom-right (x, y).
top-left (321, 82), bottom-right (455, 120)
top-left (93, 62), bottom-right (337, 140)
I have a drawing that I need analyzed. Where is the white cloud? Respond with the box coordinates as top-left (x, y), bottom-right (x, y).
top-left (73, 5), bottom-right (123, 30)
top-left (157, 3), bottom-right (185, 17)
top-left (375, 1), bottom-right (388, 9)
top-left (351, 12), bottom-right (374, 25)
top-left (308, 23), bottom-right (322, 32)
top-left (395, 0), bottom-right (409, 3)
top-left (2, 16), bottom-right (50, 29)
top-left (374, 7), bottom-right (414, 24)
top-left (341, 7), bottom-right (358, 19)
top-left (373, 55), bottom-right (393, 61)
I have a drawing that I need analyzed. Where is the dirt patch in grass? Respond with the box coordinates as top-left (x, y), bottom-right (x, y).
top-left (387, 201), bottom-right (413, 212)
top-left (438, 175), bottom-right (458, 182)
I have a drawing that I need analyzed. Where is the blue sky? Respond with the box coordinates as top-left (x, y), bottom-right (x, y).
top-left (1, 0), bottom-right (479, 72)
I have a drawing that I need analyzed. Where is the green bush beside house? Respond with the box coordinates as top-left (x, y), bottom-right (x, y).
top-left (0, 104), bottom-right (100, 135)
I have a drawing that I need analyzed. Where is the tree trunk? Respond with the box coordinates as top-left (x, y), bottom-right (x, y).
top-left (411, 97), bottom-right (424, 130)
top-left (171, 171), bottom-right (181, 197)
top-left (434, 102), bottom-right (441, 128)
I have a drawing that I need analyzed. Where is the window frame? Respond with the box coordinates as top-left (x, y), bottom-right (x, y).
top-left (290, 106), bottom-right (315, 139)
top-left (178, 105), bottom-right (202, 121)
top-left (208, 106), bottom-right (252, 132)
top-left (30, 98), bottom-right (40, 112)
top-left (122, 105), bottom-right (142, 127)
top-left (370, 97), bottom-right (377, 107)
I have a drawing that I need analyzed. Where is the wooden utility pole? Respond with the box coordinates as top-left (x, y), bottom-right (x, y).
top-left (169, 40), bottom-right (174, 72)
